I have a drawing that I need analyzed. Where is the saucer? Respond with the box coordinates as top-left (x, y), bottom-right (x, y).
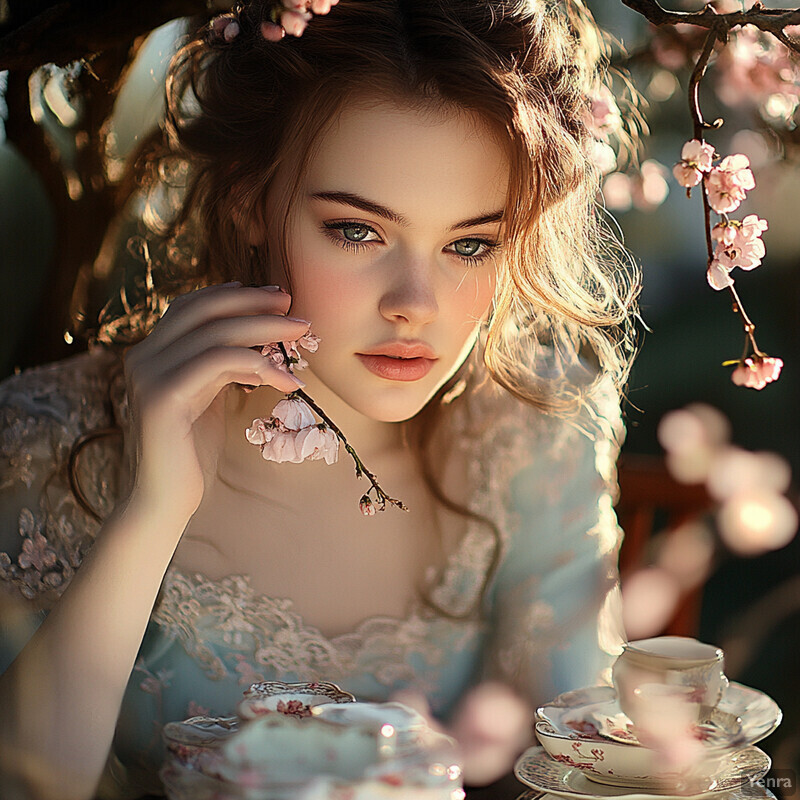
top-left (514, 746), bottom-right (770, 800)
top-left (536, 683), bottom-right (781, 752)
top-left (515, 789), bottom-right (776, 800)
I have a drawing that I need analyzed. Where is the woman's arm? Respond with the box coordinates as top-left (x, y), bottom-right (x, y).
top-left (0, 500), bottom-right (188, 800)
top-left (0, 283), bottom-right (309, 800)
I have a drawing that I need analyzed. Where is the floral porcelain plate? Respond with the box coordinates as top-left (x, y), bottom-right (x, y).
top-left (238, 680), bottom-right (356, 719)
top-left (514, 789), bottom-right (774, 800)
top-left (514, 746), bottom-right (771, 800)
top-left (536, 683), bottom-right (781, 752)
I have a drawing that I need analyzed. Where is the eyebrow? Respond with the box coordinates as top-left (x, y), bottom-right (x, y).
top-left (309, 190), bottom-right (504, 231)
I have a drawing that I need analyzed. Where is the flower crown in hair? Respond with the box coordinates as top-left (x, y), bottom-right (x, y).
top-left (208, 1), bottom-right (339, 45)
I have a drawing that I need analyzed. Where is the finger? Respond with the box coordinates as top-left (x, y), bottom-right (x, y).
top-left (143, 347), bottom-right (304, 427)
top-left (310, 0), bottom-right (333, 13)
top-left (135, 284), bottom-right (292, 361)
top-left (145, 315), bottom-right (312, 381)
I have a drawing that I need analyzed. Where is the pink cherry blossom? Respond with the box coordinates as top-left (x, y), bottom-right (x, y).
top-left (712, 237), bottom-right (765, 272)
top-left (210, 15), bottom-right (240, 43)
top-left (260, 332), bottom-right (320, 373)
top-left (584, 86), bottom-right (622, 140)
top-left (279, 8), bottom-right (312, 36)
top-left (245, 418), bottom-right (273, 446)
top-left (707, 258), bottom-right (734, 291)
top-left (731, 356), bottom-right (783, 390)
top-left (260, 22), bottom-right (285, 41)
top-left (259, 424), bottom-right (339, 464)
top-left (710, 214), bottom-right (768, 277)
top-left (271, 397), bottom-right (316, 430)
top-left (294, 425), bottom-right (339, 464)
top-left (672, 139), bottom-right (715, 188)
top-left (705, 154), bottom-right (755, 214)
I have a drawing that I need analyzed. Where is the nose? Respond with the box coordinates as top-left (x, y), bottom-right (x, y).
top-left (378, 258), bottom-right (439, 327)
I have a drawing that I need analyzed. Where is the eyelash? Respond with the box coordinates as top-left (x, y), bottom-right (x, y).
top-left (321, 220), bottom-right (501, 266)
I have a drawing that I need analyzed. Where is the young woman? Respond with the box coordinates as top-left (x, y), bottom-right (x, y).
top-left (0, 1), bottom-right (635, 797)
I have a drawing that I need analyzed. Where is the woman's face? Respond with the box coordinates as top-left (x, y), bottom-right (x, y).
top-left (270, 99), bottom-right (509, 423)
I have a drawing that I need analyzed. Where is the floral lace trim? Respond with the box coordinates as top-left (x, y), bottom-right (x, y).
top-left (152, 567), bottom-right (480, 693)
top-left (0, 351), bottom-right (121, 602)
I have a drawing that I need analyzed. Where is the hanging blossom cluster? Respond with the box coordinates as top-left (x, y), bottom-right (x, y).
top-left (244, 332), bottom-right (407, 515)
top-left (673, 139), bottom-right (782, 390)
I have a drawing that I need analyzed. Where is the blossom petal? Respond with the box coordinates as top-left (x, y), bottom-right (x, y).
top-left (707, 259), bottom-right (734, 290)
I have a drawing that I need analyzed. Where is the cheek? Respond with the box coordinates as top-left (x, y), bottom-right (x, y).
top-left (286, 238), bottom-right (363, 335)
top-left (449, 268), bottom-right (496, 331)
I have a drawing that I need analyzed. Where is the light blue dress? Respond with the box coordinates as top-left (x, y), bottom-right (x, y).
top-left (0, 348), bottom-right (625, 797)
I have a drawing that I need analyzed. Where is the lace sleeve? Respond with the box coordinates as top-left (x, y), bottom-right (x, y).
top-left (0, 350), bottom-right (123, 615)
top-left (481, 380), bottom-right (627, 707)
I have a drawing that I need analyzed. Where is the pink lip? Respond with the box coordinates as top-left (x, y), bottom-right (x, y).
top-left (357, 340), bottom-right (438, 382)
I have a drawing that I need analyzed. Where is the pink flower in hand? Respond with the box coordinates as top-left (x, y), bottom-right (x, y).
top-left (295, 425), bottom-right (339, 464)
top-left (245, 417), bottom-right (276, 446)
top-left (271, 397), bottom-right (316, 430)
top-left (732, 356), bottom-right (783, 389)
top-left (673, 139), bottom-right (715, 188)
top-left (705, 154), bottom-right (755, 214)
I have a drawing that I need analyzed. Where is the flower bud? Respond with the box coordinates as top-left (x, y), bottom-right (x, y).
top-left (359, 495), bottom-right (376, 516)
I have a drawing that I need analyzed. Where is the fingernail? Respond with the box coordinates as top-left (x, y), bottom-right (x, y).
top-left (286, 316), bottom-right (311, 325)
top-left (289, 374), bottom-right (306, 388)
top-left (260, 285), bottom-right (285, 292)
top-left (222, 280), bottom-right (242, 287)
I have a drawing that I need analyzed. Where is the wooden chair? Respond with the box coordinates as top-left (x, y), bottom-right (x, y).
top-left (616, 454), bottom-right (713, 637)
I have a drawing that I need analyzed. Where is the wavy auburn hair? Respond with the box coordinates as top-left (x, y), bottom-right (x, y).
top-left (75, 0), bottom-right (638, 616)
top-left (155, 0), bottom-right (637, 415)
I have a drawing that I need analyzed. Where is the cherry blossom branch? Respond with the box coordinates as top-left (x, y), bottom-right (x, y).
top-left (684, 32), bottom-right (770, 372)
top-left (621, 0), bottom-right (800, 54)
top-left (669, 18), bottom-right (785, 389)
top-left (276, 342), bottom-right (408, 513)
top-left (285, 387), bottom-right (408, 513)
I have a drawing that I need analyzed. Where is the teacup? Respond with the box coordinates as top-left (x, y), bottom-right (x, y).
top-left (612, 636), bottom-right (728, 727)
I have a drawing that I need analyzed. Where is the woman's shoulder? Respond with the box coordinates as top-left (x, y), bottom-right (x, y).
top-left (0, 347), bottom-right (123, 604)
top-left (464, 372), bottom-right (624, 471)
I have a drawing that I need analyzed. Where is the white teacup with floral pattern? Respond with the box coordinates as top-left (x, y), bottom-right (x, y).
top-left (612, 637), bottom-right (728, 727)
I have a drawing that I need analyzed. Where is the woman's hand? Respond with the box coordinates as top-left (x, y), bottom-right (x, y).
top-left (122, 282), bottom-right (310, 523)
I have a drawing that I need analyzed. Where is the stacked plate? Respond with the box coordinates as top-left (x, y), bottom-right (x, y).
top-left (160, 681), bottom-right (465, 800)
top-left (514, 682), bottom-right (781, 800)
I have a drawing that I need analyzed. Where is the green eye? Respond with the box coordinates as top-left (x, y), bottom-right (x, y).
top-left (453, 239), bottom-right (482, 256)
top-left (342, 225), bottom-right (370, 242)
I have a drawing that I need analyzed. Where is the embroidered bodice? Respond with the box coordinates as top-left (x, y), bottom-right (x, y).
top-left (0, 349), bottom-right (625, 798)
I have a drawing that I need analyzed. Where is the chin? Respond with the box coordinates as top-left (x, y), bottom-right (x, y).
top-left (349, 394), bottom-right (432, 423)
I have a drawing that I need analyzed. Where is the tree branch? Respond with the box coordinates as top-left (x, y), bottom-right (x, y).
top-left (621, 0), bottom-right (800, 53)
